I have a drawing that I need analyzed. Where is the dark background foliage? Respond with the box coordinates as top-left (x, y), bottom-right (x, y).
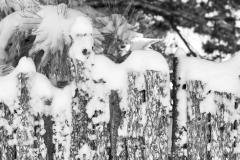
top-left (84, 0), bottom-right (240, 61)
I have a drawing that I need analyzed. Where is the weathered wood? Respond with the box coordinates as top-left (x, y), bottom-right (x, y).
top-left (115, 71), bottom-right (169, 160)
top-left (210, 92), bottom-right (235, 160)
top-left (171, 57), bottom-right (185, 160)
top-left (43, 115), bottom-right (54, 160)
top-left (71, 60), bottom-right (111, 160)
top-left (33, 114), bottom-right (47, 160)
top-left (71, 89), bottom-right (91, 159)
top-left (235, 99), bottom-right (240, 159)
top-left (70, 60), bottom-right (92, 159)
top-left (126, 71), bottom-right (145, 160)
top-left (16, 73), bottom-right (35, 159)
top-left (185, 80), bottom-right (240, 160)
top-left (186, 80), bottom-right (209, 160)
top-left (0, 103), bottom-right (16, 160)
top-left (109, 90), bottom-right (122, 160)
top-left (144, 70), bottom-right (169, 160)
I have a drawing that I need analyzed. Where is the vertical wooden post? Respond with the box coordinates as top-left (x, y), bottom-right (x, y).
top-left (144, 70), bottom-right (169, 160)
top-left (33, 114), bottom-right (47, 160)
top-left (171, 57), bottom-right (185, 160)
top-left (71, 60), bottom-right (111, 159)
top-left (126, 71), bottom-right (146, 160)
top-left (115, 70), bottom-right (169, 160)
top-left (0, 103), bottom-right (16, 160)
top-left (186, 80), bottom-right (209, 159)
top-left (43, 114), bottom-right (54, 160)
top-left (210, 92), bottom-right (235, 159)
top-left (109, 90), bottom-right (122, 160)
top-left (70, 60), bottom-right (91, 159)
top-left (16, 73), bottom-right (35, 159)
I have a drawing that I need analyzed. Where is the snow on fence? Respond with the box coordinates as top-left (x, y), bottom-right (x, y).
top-left (172, 49), bottom-right (240, 160)
top-left (0, 49), bottom-right (170, 159)
top-left (0, 5), bottom-right (240, 159)
top-left (2, 49), bottom-right (240, 160)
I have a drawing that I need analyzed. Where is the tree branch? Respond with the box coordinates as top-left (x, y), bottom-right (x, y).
top-left (85, 0), bottom-right (208, 24)
top-left (168, 20), bottom-right (197, 57)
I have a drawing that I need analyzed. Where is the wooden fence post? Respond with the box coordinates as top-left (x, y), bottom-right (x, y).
top-left (171, 57), bottom-right (186, 160)
top-left (186, 80), bottom-right (209, 159)
top-left (109, 90), bottom-right (122, 160)
top-left (115, 70), bottom-right (169, 160)
top-left (15, 73), bottom-right (35, 159)
top-left (185, 81), bottom-right (239, 159)
top-left (71, 60), bottom-right (111, 160)
top-left (0, 103), bottom-right (16, 160)
top-left (42, 114), bottom-right (54, 160)
top-left (210, 92), bottom-right (236, 159)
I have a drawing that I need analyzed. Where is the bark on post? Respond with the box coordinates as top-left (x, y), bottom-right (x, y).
top-left (171, 57), bottom-right (185, 160)
top-left (144, 70), bottom-right (169, 160)
top-left (210, 92), bottom-right (236, 159)
top-left (126, 71), bottom-right (146, 160)
top-left (71, 60), bottom-right (111, 159)
top-left (235, 98), bottom-right (240, 159)
top-left (16, 73), bottom-right (35, 159)
top-left (70, 59), bottom-right (91, 159)
top-left (186, 81), bottom-right (238, 159)
top-left (42, 114), bottom-right (54, 160)
top-left (186, 80), bottom-right (209, 159)
top-left (0, 103), bottom-right (16, 160)
top-left (115, 70), bottom-right (169, 160)
top-left (109, 90), bottom-right (122, 160)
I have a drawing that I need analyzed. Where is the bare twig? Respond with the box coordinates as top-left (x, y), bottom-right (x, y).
top-left (169, 20), bottom-right (197, 57)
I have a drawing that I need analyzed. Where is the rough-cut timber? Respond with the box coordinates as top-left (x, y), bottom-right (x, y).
top-left (115, 71), bottom-right (169, 160)
top-left (210, 92), bottom-right (235, 160)
top-left (126, 71), bottom-right (145, 160)
top-left (171, 57), bottom-right (185, 160)
top-left (33, 114), bottom-right (47, 160)
top-left (144, 70), bottom-right (169, 160)
top-left (16, 73), bottom-right (35, 159)
top-left (186, 80), bottom-right (209, 160)
top-left (70, 60), bottom-right (92, 159)
top-left (109, 90), bottom-right (122, 160)
top-left (71, 60), bottom-right (111, 160)
top-left (0, 103), bottom-right (15, 160)
top-left (185, 80), bottom-right (240, 159)
top-left (42, 115), bottom-right (54, 160)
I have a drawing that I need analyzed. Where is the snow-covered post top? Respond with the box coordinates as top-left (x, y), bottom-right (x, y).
top-left (88, 49), bottom-right (170, 159)
top-left (173, 48), bottom-right (240, 159)
top-left (69, 16), bottom-right (94, 62)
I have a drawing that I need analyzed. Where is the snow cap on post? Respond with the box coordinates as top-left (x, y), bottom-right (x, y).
top-left (175, 47), bottom-right (186, 57)
top-left (69, 16), bottom-right (94, 62)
